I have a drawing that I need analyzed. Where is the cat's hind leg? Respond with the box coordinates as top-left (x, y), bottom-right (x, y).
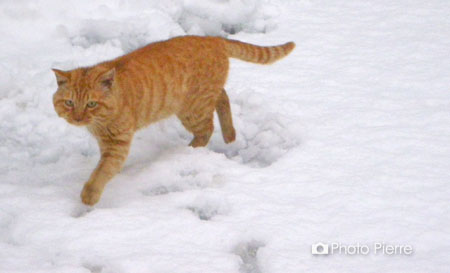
top-left (177, 94), bottom-right (216, 147)
top-left (216, 89), bottom-right (236, 144)
top-left (178, 113), bottom-right (214, 147)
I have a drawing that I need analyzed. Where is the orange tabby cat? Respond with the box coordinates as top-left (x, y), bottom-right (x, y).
top-left (52, 35), bottom-right (295, 205)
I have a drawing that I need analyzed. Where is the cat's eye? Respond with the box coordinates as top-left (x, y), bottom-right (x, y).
top-left (65, 100), bottom-right (74, 107)
top-left (87, 101), bottom-right (98, 108)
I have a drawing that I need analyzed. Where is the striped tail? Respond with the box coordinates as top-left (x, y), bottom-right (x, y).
top-left (222, 38), bottom-right (295, 64)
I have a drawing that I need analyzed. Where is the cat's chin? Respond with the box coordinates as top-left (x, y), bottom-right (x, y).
top-left (67, 119), bottom-right (91, 127)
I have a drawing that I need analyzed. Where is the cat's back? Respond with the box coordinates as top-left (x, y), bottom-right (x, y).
top-left (115, 36), bottom-right (226, 68)
top-left (141, 36), bottom-right (224, 55)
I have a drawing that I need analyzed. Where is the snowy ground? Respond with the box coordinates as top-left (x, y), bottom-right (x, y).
top-left (1, 0), bottom-right (450, 272)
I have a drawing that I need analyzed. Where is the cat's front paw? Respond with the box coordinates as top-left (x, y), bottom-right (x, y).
top-left (81, 183), bottom-right (102, 206)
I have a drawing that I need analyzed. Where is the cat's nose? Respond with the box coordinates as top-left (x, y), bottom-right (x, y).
top-left (73, 114), bottom-right (84, 122)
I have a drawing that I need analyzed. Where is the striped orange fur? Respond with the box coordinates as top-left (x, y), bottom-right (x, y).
top-left (52, 35), bottom-right (295, 205)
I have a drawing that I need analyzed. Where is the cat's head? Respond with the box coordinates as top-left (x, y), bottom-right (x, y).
top-left (52, 67), bottom-right (118, 126)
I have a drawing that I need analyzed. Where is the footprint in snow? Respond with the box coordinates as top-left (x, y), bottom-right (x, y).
top-left (234, 240), bottom-right (265, 273)
top-left (186, 194), bottom-right (230, 221)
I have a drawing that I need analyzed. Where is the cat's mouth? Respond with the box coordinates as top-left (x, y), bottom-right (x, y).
top-left (68, 118), bottom-right (91, 126)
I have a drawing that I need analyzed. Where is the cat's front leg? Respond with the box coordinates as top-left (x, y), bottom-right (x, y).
top-left (81, 132), bottom-right (133, 206)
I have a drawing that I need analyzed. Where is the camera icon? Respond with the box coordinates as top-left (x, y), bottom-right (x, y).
top-left (311, 242), bottom-right (329, 255)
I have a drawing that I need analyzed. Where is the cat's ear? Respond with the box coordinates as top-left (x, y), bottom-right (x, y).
top-left (98, 68), bottom-right (115, 91)
top-left (52, 68), bottom-right (70, 86)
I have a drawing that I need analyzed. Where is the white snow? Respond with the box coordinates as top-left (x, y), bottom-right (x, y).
top-left (1, 0), bottom-right (450, 272)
